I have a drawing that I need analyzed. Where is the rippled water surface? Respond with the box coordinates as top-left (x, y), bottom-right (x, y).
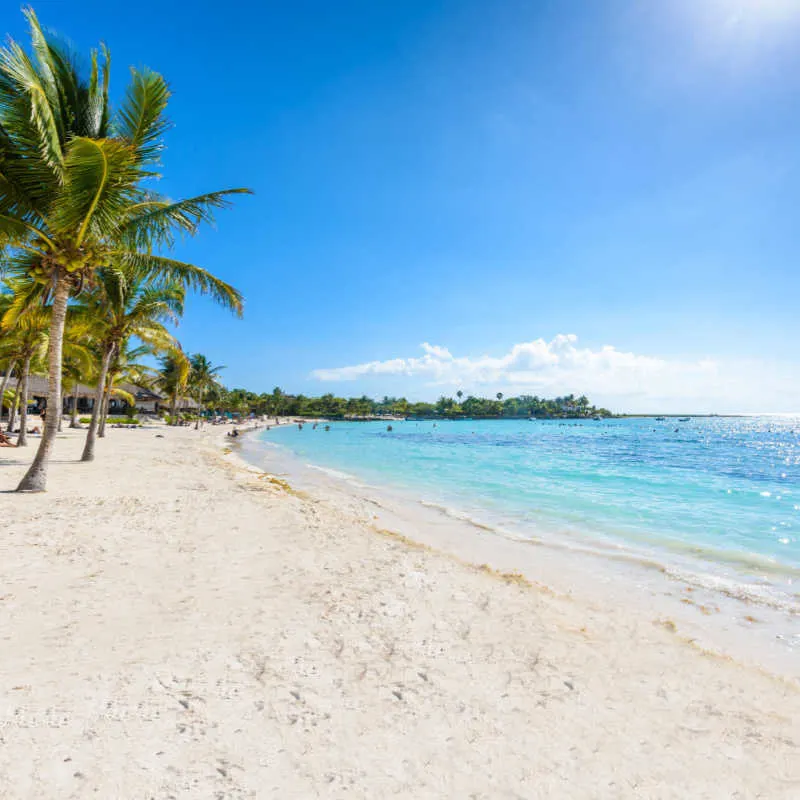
top-left (254, 416), bottom-right (800, 606)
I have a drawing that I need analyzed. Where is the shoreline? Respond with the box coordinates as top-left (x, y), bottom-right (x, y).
top-left (240, 424), bottom-right (800, 680)
top-left (1, 424), bottom-right (799, 797)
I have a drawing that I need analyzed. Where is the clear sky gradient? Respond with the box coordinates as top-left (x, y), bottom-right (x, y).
top-left (10, 0), bottom-right (800, 412)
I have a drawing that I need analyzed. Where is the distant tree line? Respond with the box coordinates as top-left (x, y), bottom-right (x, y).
top-left (206, 387), bottom-right (612, 420)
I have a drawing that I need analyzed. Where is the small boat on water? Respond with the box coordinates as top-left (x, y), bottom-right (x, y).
top-left (678, 417), bottom-right (690, 422)
top-left (655, 416), bottom-right (666, 421)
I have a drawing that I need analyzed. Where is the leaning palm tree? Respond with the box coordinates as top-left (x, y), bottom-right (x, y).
top-left (0, 9), bottom-right (248, 491)
top-left (78, 267), bottom-right (183, 461)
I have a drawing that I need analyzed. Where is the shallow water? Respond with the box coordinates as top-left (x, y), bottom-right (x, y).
top-left (250, 416), bottom-right (800, 612)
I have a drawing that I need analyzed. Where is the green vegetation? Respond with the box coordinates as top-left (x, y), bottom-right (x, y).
top-left (200, 387), bottom-right (611, 420)
top-left (0, 9), bottom-right (249, 490)
top-left (79, 416), bottom-right (140, 426)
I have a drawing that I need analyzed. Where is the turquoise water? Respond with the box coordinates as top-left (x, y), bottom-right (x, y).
top-left (253, 416), bottom-right (800, 605)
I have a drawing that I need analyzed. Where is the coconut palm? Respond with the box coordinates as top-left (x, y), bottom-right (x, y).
top-left (188, 353), bottom-right (225, 412)
top-left (99, 342), bottom-right (156, 430)
top-left (203, 383), bottom-right (228, 416)
top-left (0, 358), bottom-right (16, 421)
top-left (0, 308), bottom-right (47, 444)
top-left (0, 9), bottom-right (248, 491)
top-left (0, 289), bottom-right (17, 418)
top-left (0, 294), bottom-right (92, 444)
top-left (77, 267), bottom-right (183, 461)
top-left (154, 348), bottom-right (191, 422)
top-left (62, 353), bottom-right (86, 429)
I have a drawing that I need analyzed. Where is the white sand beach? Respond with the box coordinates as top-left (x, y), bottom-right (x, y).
top-left (1, 424), bottom-right (799, 798)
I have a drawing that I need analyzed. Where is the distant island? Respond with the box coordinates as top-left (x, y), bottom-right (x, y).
top-left (218, 389), bottom-right (613, 420)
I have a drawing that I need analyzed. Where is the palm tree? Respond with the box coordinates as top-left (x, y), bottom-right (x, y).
top-left (78, 267), bottom-right (182, 461)
top-left (0, 290), bottom-right (18, 421)
top-left (4, 384), bottom-right (20, 433)
top-left (155, 349), bottom-right (191, 422)
top-left (270, 386), bottom-right (285, 418)
top-left (100, 342), bottom-right (156, 428)
top-left (188, 353), bottom-right (225, 417)
top-left (0, 359), bottom-right (16, 422)
top-left (0, 291), bottom-right (92, 444)
top-left (202, 382), bottom-right (228, 417)
top-left (0, 9), bottom-right (248, 491)
top-left (62, 354), bottom-right (86, 429)
top-left (0, 309), bottom-right (47, 445)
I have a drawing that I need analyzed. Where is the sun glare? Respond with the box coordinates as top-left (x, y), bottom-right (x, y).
top-left (661, 0), bottom-right (800, 75)
top-left (692, 0), bottom-right (800, 40)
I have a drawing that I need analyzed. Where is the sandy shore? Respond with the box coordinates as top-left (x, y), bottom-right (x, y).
top-left (1, 423), bottom-right (799, 798)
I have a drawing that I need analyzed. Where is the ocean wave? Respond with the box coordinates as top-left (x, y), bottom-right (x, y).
top-left (418, 499), bottom-right (518, 535)
top-left (303, 463), bottom-right (377, 491)
top-left (661, 566), bottom-right (800, 613)
top-left (250, 420), bottom-right (800, 615)
top-left (419, 499), bottom-right (800, 612)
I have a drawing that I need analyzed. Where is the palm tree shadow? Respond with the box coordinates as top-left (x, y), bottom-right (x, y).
top-left (0, 458), bottom-right (82, 467)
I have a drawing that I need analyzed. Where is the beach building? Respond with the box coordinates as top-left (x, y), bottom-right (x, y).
top-left (0, 372), bottom-right (199, 417)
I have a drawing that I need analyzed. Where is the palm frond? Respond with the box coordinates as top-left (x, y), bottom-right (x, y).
top-left (62, 340), bottom-right (95, 378)
top-left (0, 274), bottom-right (48, 331)
top-left (135, 323), bottom-right (177, 353)
top-left (109, 386), bottom-right (135, 406)
top-left (119, 188), bottom-right (252, 250)
top-left (0, 212), bottom-right (51, 249)
top-left (132, 282), bottom-right (185, 325)
top-left (115, 68), bottom-right (170, 166)
top-left (25, 8), bottom-right (70, 134)
top-left (110, 250), bottom-right (243, 316)
top-left (0, 121), bottom-right (60, 213)
top-left (0, 35), bottom-right (63, 177)
top-left (50, 136), bottom-right (139, 243)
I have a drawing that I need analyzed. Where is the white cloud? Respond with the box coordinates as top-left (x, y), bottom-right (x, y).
top-left (312, 334), bottom-right (715, 393)
top-left (309, 335), bottom-right (800, 413)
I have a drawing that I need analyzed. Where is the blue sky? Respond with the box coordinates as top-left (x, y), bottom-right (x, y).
top-left (9, 0), bottom-right (800, 412)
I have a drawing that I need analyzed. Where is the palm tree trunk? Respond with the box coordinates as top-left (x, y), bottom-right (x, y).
top-left (169, 392), bottom-right (178, 423)
top-left (80, 343), bottom-right (114, 462)
top-left (8, 379), bottom-right (20, 433)
top-left (98, 383), bottom-right (111, 437)
top-left (0, 359), bottom-right (17, 423)
top-left (69, 380), bottom-right (80, 428)
top-left (17, 274), bottom-right (71, 492)
top-left (57, 388), bottom-right (63, 432)
top-left (16, 354), bottom-right (32, 447)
